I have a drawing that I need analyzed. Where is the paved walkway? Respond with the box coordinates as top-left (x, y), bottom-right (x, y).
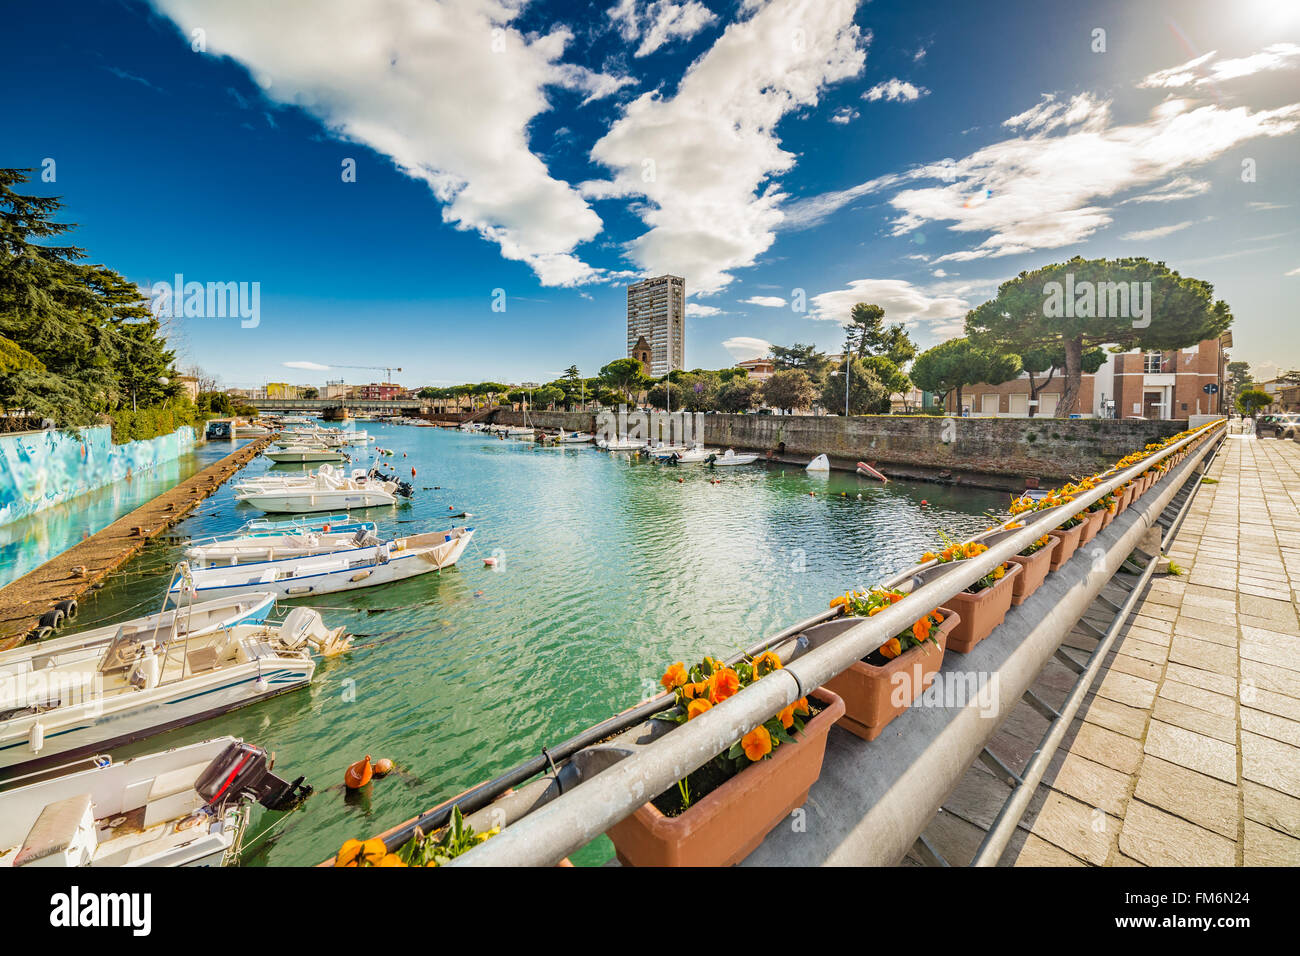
top-left (910, 434), bottom-right (1300, 866)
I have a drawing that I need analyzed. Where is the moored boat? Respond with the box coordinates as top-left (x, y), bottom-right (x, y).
top-left (0, 607), bottom-right (349, 773)
top-left (0, 736), bottom-right (311, 868)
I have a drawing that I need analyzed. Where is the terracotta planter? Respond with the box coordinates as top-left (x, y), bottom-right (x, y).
top-left (1100, 504), bottom-right (1115, 529)
top-left (606, 687), bottom-right (845, 867)
top-left (942, 562), bottom-right (1022, 654)
top-left (1008, 537), bottom-right (1059, 606)
top-left (1048, 523), bottom-right (1083, 570)
top-left (822, 608), bottom-right (960, 741)
top-left (1078, 508), bottom-right (1105, 545)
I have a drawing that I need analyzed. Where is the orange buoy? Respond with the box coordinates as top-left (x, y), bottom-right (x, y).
top-left (411, 467), bottom-right (416, 476)
top-left (920, 500), bottom-right (928, 506)
top-left (448, 504), bottom-right (454, 510)
top-left (373, 758), bottom-right (395, 777)
top-left (345, 755), bottom-right (373, 789)
top-left (677, 477), bottom-right (684, 483)
top-left (322, 524), bottom-right (331, 533)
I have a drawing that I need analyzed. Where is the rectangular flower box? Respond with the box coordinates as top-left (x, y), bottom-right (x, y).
top-left (820, 608), bottom-right (959, 742)
top-left (1048, 523), bottom-right (1083, 570)
top-left (1078, 507), bottom-right (1105, 545)
top-left (1008, 536), bottom-right (1059, 606)
top-left (941, 562), bottom-right (1021, 654)
top-left (605, 686), bottom-right (845, 867)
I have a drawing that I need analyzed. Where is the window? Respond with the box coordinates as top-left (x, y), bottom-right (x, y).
top-left (1144, 351), bottom-right (1164, 374)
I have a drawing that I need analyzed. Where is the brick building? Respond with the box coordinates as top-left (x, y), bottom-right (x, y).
top-left (356, 382), bottom-right (403, 400)
top-left (943, 333), bottom-right (1231, 419)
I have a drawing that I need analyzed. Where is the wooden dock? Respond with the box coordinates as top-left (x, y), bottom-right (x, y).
top-left (0, 437), bottom-right (271, 650)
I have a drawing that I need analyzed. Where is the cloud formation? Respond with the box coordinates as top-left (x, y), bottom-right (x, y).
top-left (149, 0), bottom-right (633, 287)
top-left (1139, 43), bottom-right (1300, 89)
top-left (862, 78), bottom-right (928, 102)
top-left (722, 336), bottom-right (772, 360)
top-left (608, 0), bottom-right (718, 57)
top-left (586, 0), bottom-right (867, 294)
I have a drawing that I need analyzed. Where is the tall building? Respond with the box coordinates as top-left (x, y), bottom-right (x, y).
top-left (626, 275), bottom-right (685, 376)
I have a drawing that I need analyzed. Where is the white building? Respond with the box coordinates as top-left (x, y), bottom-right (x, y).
top-left (626, 275), bottom-right (685, 376)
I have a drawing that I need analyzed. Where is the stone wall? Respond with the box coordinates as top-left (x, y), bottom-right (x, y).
top-left (479, 409), bottom-right (1186, 485)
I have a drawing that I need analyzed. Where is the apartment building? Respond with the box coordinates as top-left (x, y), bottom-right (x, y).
top-left (626, 275), bottom-right (685, 376)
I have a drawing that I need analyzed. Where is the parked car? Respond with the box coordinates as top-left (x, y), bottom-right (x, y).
top-left (1258, 413), bottom-right (1300, 439)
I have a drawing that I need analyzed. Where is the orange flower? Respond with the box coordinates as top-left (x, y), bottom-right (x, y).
top-left (912, 617), bottom-right (932, 642)
top-left (793, 697), bottom-right (809, 716)
top-left (868, 605), bottom-right (883, 616)
top-left (660, 661), bottom-right (687, 693)
top-left (932, 611), bottom-right (944, 624)
top-left (829, 595), bottom-right (848, 610)
top-left (879, 637), bottom-right (902, 659)
top-left (377, 854), bottom-right (407, 867)
top-left (741, 726), bottom-right (772, 761)
top-left (708, 667), bottom-right (740, 704)
top-left (887, 592), bottom-right (905, 604)
top-left (993, 564), bottom-right (1006, 580)
top-left (687, 698), bottom-right (713, 720)
top-left (753, 651), bottom-right (782, 676)
top-left (778, 703), bottom-right (796, 728)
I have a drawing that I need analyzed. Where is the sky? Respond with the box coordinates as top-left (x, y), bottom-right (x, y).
top-left (4, 0), bottom-right (1298, 389)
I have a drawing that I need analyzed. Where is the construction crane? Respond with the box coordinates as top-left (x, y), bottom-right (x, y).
top-left (327, 364), bottom-right (403, 383)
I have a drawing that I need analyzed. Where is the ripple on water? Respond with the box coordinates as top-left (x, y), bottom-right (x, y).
top-left (55, 424), bottom-right (1005, 865)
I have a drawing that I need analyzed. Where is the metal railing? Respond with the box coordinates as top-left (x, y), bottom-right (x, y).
top-left (452, 421), bottom-right (1225, 867)
top-left (968, 428), bottom-right (1223, 865)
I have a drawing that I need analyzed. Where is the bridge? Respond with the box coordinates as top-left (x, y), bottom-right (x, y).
top-left (248, 397), bottom-right (431, 416)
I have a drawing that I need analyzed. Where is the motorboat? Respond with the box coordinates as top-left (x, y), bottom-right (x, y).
top-left (506, 427), bottom-right (535, 439)
top-left (855, 461), bottom-right (889, 483)
top-left (0, 606), bottom-right (349, 773)
top-left (167, 528), bottom-right (475, 603)
top-left (185, 525), bottom-right (380, 567)
top-left (556, 430), bottom-right (595, 444)
top-left (234, 467), bottom-right (413, 513)
top-left (707, 449), bottom-right (760, 466)
top-left (264, 446), bottom-right (350, 464)
top-left (661, 443), bottom-right (718, 464)
top-left (597, 436), bottom-right (647, 450)
top-left (233, 464), bottom-right (368, 495)
top-left (806, 454), bottom-right (831, 473)
top-left (0, 592), bottom-right (275, 672)
top-left (234, 423), bottom-right (272, 437)
top-left (0, 737), bottom-right (311, 868)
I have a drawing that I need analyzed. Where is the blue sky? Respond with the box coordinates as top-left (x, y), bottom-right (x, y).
top-left (4, 0), bottom-right (1298, 389)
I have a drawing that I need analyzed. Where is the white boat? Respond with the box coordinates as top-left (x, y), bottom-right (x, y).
top-left (0, 736), bottom-right (311, 868)
top-left (185, 526), bottom-right (380, 567)
top-left (235, 467), bottom-right (413, 513)
top-left (556, 431), bottom-right (595, 444)
top-left (168, 528), bottom-right (474, 603)
top-left (264, 446), bottom-right (350, 464)
top-left (708, 449), bottom-right (760, 466)
top-left (0, 592), bottom-right (276, 673)
top-left (234, 424), bottom-right (271, 437)
top-left (0, 607), bottom-right (348, 773)
top-left (806, 454), bottom-right (831, 473)
top-left (506, 427), bottom-right (535, 439)
top-left (661, 443), bottom-right (718, 464)
top-left (597, 436), bottom-right (647, 450)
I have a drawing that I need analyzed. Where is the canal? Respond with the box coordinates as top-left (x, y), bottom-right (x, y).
top-left (47, 423), bottom-right (1006, 866)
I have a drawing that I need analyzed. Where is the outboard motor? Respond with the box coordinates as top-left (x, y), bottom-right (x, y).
top-left (195, 741), bottom-right (312, 813)
top-left (395, 479), bottom-right (414, 498)
top-left (705, 453), bottom-right (717, 465)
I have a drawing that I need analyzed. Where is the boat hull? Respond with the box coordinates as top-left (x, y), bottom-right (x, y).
top-left (0, 658), bottom-right (315, 775)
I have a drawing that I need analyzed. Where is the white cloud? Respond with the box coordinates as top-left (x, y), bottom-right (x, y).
top-left (741, 295), bottom-right (787, 307)
top-left (1140, 43), bottom-right (1300, 89)
top-left (1120, 220), bottom-right (1196, 241)
top-left (1249, 201), bottom-right (1289, 210)
top-left (809, 279), bottom-right (974, 332)
top-left (1287, 266), bottom-right (1300, 276)
top-left (283, 360), bottom-right (331, 370)
top-left (148, 0), bottom-right (635, 287)
top-left (862, 78), bottom-right (929, 102)
top-left (722, 336), bottom-right (772, 361)
top-left (609, 0), bottom-right (718, 57)
top-left (777, 171), bottom-right (905, 231)
top-left (931, 268), bottom-right (947, 277)
top-left (888, 92), bottom-right (1300, 263)
top-left (830, 106), bottom-right (859, 125)
top-left (1125, 175), bottom-right (1211, 204)
top-left (685, 302), bottom-right (723, 316)
top-left (586, 0), bottom-right (867, 294)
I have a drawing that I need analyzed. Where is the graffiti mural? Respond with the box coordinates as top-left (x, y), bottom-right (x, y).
top-left (0, 425), bottom-right (196, 528)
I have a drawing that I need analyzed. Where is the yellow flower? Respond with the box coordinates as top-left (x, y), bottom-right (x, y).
top-left (993, 564), bottom-right (1006, 580)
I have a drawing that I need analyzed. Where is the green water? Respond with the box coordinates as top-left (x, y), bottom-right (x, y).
top-left (52, 423), bottom-right (1005, 866)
